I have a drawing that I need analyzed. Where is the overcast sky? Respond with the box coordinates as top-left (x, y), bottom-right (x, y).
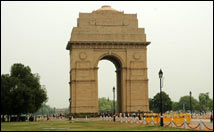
top-left (1, 1), bottom-right (213, 108)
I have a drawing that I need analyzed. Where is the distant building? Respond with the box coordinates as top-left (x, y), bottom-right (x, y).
top-left (55, 108), bottom-right (66, 114)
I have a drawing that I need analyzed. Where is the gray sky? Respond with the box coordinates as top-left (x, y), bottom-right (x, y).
top-left (1, 1), bottom-right (213, 108)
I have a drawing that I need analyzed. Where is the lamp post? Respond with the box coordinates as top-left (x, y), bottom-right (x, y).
top-left (113, 86), bottom-right (116, 122)
top-left (159, 69), bottom-right (164, 127)
top-left (69, 98), bottom-right (71, 120)
top-left (189, 91), bottom-right (192, 118)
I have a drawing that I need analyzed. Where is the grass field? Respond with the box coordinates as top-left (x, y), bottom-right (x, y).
top-left (1, 120), bottom-right (199, 131)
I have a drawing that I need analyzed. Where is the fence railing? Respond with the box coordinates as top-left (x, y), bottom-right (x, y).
top-left (99, 116), bottom-right (213, 131)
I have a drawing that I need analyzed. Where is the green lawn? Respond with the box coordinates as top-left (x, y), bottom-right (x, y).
top-left (1, 120), bottom-right (199, 131)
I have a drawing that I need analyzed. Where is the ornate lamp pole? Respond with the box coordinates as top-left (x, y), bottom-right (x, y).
top-left (190, 91), bottom-right (192, 118)
top-left (159, 69), bottom-right (164, 127)
top-left (69, 98), bottom-right (71, 120)
top-left (113, 86), bottom-right (116, 122)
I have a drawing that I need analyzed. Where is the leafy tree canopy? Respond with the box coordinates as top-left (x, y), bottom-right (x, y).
top-left (178, 95), bottom-right (199, 112)
top-left (199, 92), bottom-right (213, 112)
top-left (150, 91), bottom-right (172, 113)
top-left (98, 97), bottom-right (117, 113)
top-left (1, 63), bottom-right (47, 115)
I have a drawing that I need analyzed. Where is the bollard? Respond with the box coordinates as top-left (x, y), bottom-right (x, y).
top-left (85, 115), bottom-right (87, 120)
top-left (171, 118), bottom-right (174, 127)
top-left (151, 117), bottom-right (154, 125)
top-left (134, 117), bottom-right (137, 124)
top-left (200, 120), bottom-right (203, 130)
top-left (143, 117), bottom-right (146, 125)
top-left (126, 117), bottom-right (128, 123)
top-left (184, 119), bottom-right (187, 129)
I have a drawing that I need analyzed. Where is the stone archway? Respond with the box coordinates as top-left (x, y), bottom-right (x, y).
top-left (66, 6), bottom-right (150, 114)
top-left (97, 54), bottom-right (123, 113)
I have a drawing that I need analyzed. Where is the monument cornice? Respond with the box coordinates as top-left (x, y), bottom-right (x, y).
top-left (66, 41), bottom-right (150, 50)
top-left (71, 80), bottom-right (96, 82)
top-left (126, 79), bottom-right (149, 82)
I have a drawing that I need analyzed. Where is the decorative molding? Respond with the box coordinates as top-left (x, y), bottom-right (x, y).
top-left (128, 68), bottom-right (147, 70)
top-left (126, 79), bottom-right (149, 82)
top-left (94, 48), bottom-right (126, 52)
top-left (71, 68), bottom-right (96, 71)
top-left (133, 53), bottom-right (141, 60)
top-left (71, 80), bottom-right (96, 82)
top-left (79, 52), bottom-right (87, 60)
top-left (66, 41), bottom-right (150, 50)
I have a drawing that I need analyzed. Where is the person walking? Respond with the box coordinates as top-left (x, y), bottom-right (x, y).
top-left (210, 114), bottom-right (213, 123)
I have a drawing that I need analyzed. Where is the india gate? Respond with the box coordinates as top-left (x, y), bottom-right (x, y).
top-left (66, 6), bottom-right (150, 114)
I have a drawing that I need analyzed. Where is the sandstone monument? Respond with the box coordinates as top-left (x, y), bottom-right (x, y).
top-left (66, 6), bottom-right (150, 114)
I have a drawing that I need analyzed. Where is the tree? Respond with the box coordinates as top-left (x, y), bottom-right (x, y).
top-left (172, 101), bottom-right (179, 111)
top-left (99, 97), bottom-right (112, 113)
top-left (1, 74), bottom-right (14, 115)
top-left (150, 92), bottom-right (172, 113)
top-left (149, 98), bottom-right (154, 111)
top-left (35, 104), bottom-right (56, 115)
top-left (98, 97), bottom-right (117, 113)
top-left (1, 63), bottom-right (48, 116)
top-left (199, 92), bottom-right (212, 112)
top-left (178, 95), bottom-right (200, 112)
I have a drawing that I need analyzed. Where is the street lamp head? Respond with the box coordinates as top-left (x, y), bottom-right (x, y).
top-left (113, 86), bottom-right (115, 92)
top-left (190, 91), bottom-right (192, 95)
top-left (159, 69), bottom-right (163, 79)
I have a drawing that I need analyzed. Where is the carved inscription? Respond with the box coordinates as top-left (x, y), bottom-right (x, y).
top-left (76, 61), bottom-right (90, 68)
top-left (130, 61), bottom-right (144, 68)
top-left (76, 70), bottom-right (90, 80)
top-left (131, 70), bottom-right (143, 76)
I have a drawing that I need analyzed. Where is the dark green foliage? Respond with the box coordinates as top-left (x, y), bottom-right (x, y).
top-left (1, 63), bottom-right (47, 116)
top-left (199, 92), bottom-right (213, 112)
top-left (149, 92), bottom-right (172, 113)
top-left (177, 96), bottom-right (199, 112)
top-left (1, 74), bottom-right (14, 115)
top-left (149, 98), bottom-right (154, 111)
top-left (171, 93), bottom-right (213, 112)
top-left (172, 102), bottom-right (179, 111)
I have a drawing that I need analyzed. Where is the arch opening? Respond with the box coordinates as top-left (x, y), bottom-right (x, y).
top-left (97, 55), bottom-right (123, 113)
